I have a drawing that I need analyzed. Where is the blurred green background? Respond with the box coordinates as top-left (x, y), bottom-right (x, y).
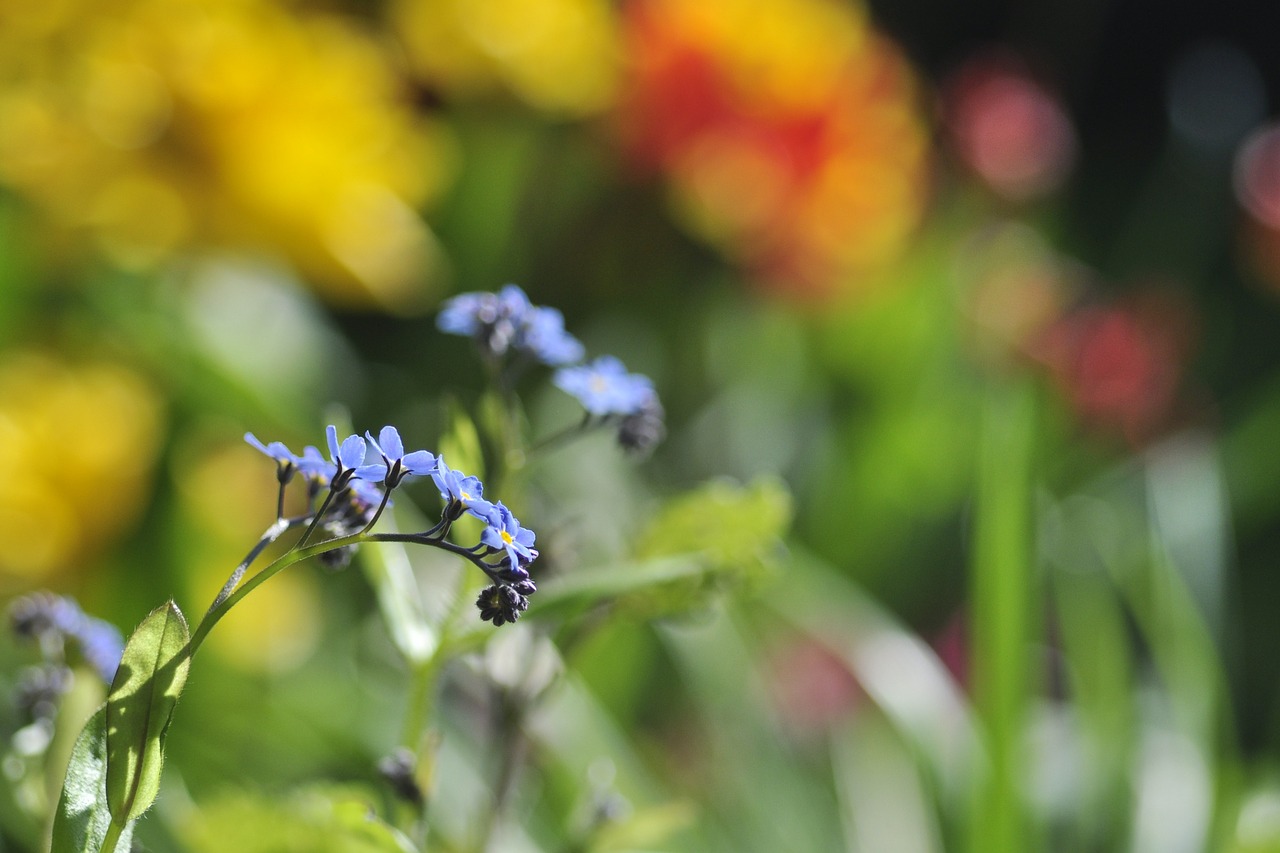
top-left (4, 0), bottom-right (1280, 850)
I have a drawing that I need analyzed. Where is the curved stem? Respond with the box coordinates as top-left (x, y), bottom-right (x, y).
top-left (206, 517), bottom-right (305, 616)
top-left (369, 532), bottom-right (504, 583)
top-left (189, 530), bottom-right (366, 656)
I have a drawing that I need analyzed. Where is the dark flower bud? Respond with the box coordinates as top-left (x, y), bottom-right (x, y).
top-left (476, 584), bottom-right (530, 626)
top-left (618, 394), bottom-right (665, 454)
top-left (377, 747), bottom-right (424, 806)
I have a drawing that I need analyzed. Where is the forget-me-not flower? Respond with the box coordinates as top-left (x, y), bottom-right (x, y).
top-left (366, 426), bottom-right (436, 488)
top-left (325, 425), bottom-right (387, 489)
top-left (431, 456), bottom-right (494, 520)
top-left (297, 445), bottom-right (336, 484)
top-left (481, 502), bottom-right (537, 571)
top-left (553, 355), bottom-right (656, 417)
top-left (245, 433), bottom-right (300, 482)
top-left (521, 305), bottom-right (584, 365)
top-left (438, 284), bottom-right (584, 366)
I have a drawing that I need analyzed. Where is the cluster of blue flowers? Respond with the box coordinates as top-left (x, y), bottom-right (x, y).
top-left (437, 283), bottom-right (584, 367)
top-left (438, 284), bottom-right (665, 453)
top-left (246, 424), bottom-right (538, 625)
top-left (8, 592), bottom-right (124, 722)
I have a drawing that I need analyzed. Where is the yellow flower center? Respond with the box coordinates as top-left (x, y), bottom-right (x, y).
top-left (501, 530), bottom-right (514, 545)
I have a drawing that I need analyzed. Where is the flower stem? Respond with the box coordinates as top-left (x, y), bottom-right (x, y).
top-left (206, 517), bottom-right (303, 616)
top-left (190, 530), bottom-right (366, 657)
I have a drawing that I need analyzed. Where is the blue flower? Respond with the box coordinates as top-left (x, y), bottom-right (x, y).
top-left (297, 445), bottom-right (336, 484)
top-left (437, 284), bottom-right (584, 366)
top-left (245, 433), bottom-right (300, 481)
top-left (325, 425), bottom-right (387, 488)
top-left (481, 502), bottom-right (537, 570)
top-left (553, 356), bottom-right (656, 416)
top-left (438, 285), bottom-right (530, 357)
top-left (521, 305), bottom-right (584, 365)
top-left (430, 456), bottom-right (494, 519)
top-left (366, 426), bottom-right (437, 488)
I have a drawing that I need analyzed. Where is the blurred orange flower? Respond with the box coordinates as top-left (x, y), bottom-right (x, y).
top-left (614, 0), bottom-right (930, 300)
top-left (0, 0), bottom-right (452, 311)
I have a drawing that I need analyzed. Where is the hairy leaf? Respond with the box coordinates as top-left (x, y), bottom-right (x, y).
top-left (105, 601), bottom-right (191, 822)
top-left (51, 706), bottom-right (135, 853)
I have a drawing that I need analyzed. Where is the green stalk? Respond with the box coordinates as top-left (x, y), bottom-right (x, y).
top-left (100, 816), bottom-right (127, 853)
top-left (967, 379), bottom-right (1038, 853)
top-left (189, 530), bottom-right (366, 656)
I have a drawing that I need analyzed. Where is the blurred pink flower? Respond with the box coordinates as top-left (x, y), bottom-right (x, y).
top-left (943, 55), bottom-right (1077, 201)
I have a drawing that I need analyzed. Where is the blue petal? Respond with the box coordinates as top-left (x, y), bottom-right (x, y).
top-left (339, 434), bottom-right (367, 469)
top-left (378, 425), bottom-right (405, 459)
top-left (402, 449), bottom-right (436, 474)
top-left (355, 462), bottom-right (388, 483)
top-left (326, 425), bottom-right (341, 460)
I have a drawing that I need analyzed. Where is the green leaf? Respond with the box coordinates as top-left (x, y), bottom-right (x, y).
top-left (180, 785), bottom-right (419, 853)
top-left (636, 477), bottom-right (791, 573)
top-left (525, 479), bottom-right (793, 624)
top-left (105, 601), bottom-right (192, 822)
top-left (51, 706), bottom-right (136, 853)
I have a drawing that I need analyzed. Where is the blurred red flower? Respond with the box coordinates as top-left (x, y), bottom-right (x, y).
top-left (615, 0), bottom-right (930, 300)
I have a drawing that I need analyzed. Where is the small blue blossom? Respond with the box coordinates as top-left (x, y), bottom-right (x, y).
top-left (438, 285), bottom-right (530, 357)
top-left (245, 433), bottom-right (300, 481)
top-left (481, 502), bottom-right (537, 570)
top-left (366, 426), bottom-right (437, 488)
top-left (297, 445), bottom-right (336, 483)
top-left (348, 478), bottom-right (387, 509)
top-left (553, 356), bottom-right (656, 417)
top-left (431, 457), bottom-right (494, 520)
top-left (438, 284), bottom-right (584, 366)
top-left (521, 306), bottom-right (584, 365)
top-left (244, 433), bottom-right (297, 465)
top-left (325, 425), bottom-right (387, 488)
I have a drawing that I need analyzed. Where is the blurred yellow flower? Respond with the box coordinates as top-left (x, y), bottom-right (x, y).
top-left (0, 0), bottom-right (453, 311)
top-left (616, 0), bottom-right (930, 300)
top-left (390, 0), bottom-right (621, 115)
top-left (0, 353), bottom-right (163, 585)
